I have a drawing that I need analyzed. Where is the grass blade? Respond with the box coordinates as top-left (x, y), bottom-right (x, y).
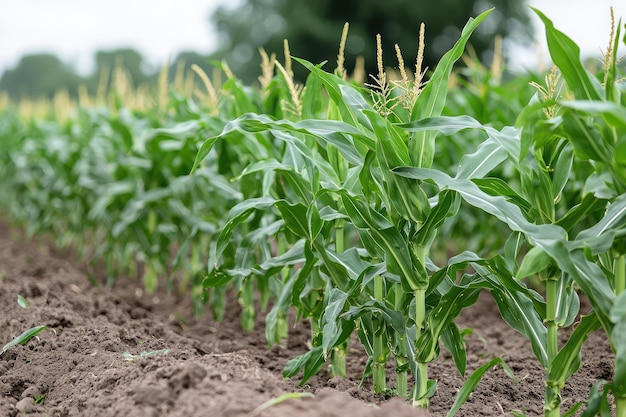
top-left (446, 357), bottom-right (515, 417)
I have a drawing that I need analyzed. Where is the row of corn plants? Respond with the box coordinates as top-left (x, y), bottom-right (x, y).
top-left (1, 8), bottom-right (625, 416)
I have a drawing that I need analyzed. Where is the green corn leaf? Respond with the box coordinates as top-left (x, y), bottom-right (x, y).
top-left (265, 273), bottom-right (296, 346)
top-left (616, 138), bottom-right (626, 165)
top-left (456, 137), bottom-right (508, 180)
top-left (562, 402), bottom-right (584, 417)
top-left (340, 193), bottom-right (426, 290)
top-left (393, 167), bottom-right (565, 241)
top-left (253, 115), bottom-right (372, 163)
top-left (327, 144), bottom-right (348, 182)
top-left (517, 246), bottom-right (552, 279)
top-left (503, 232), bottom-right (525, 271)
top-left (610, 291), bottom-right (626, 397)
top-left (399, 118), bottom-right (520, 177)
top-left (295, 119), bottom-right (374, 161)
top-left (294, 57), bottom-right (372, 130)
top-left (416, 285), bottom-right (481, 363)
top-left (560, 112), bottom-right (613, 163)
top-left (357, 150), bottom-right (376, 199)
top-left (341, 300), bottom-right (405, 333)
top-left (109, 118), bottom-right (133, 150)
top-left (556, 193), bottom-right (607, 233)
top-left (580, 380), bottom-right (612, 417)
top-left (560, 100), bottom-right (626, 131)
top-left (427, 251), bottom-right (481, 296)
top-left (364, 109), bottom-right (431, 223)
top-left (191, 136), bottom-right (219, 173)
top-left (441, 322), bottom-right (467, 378)
top-left (491, 288), bottom-right (549, 367)
top-left (415, 189), bottom-right (459, 247)
top-left (258, 240), bottom-right (306, 273)
top-left (301, 64), bottom-right (324, 119)
top-left (584, 172), bottom-right (618, 200)
top-left (88, 181), bottom-right (135, 220)
top-left (310, 239), bottom-right (351, 291)
top-left (357, 263), bottom-right (388, 292)
top-left (412, 9), bottom-right (493, 121)
top-left (398, 115), bottom-right (483, 134)
top-left (283, 346), bottom-right (326, 385)
top-left (321, 288), bottom-right (352, 358)
top-left (215, 197), bottom-right (276, 262)
top-left (549, 312), bottom-right (601, 388)
top-left (290, 245), bottom-right (317, 310)
top-left (473, 178), bottom-right (533, 216)
top-left (324, 248), bottom-right (369, 282)
top-left (555, 273), bottom-right (580, 328)
top-left (438, 254), bottom-right (548, 366)
top-left (552, 141), bottom-right (574, 200)
top-left (148, 120), bottom-right (202, 141)
top-left (280, 169), bottom-right (315, 204)
top-left (446, 357), bottom-right (515, 417)
top-left (533, 8), bottom-right (601, 101)
top-left (410, 8), bottom-right (493, 168)
top-left (233, 159), bottom-right (292, 182)
top-left (533, 167), bottom-right (556, 222)
top-left (393, 167), bottom-right (615, 332)
top-left (2, 325), bottom-right (49, 356)
top-left (306, 204), bottom-right (323, 243)
top-left (577, 194), bottom-right (626, 241)
top-left (202, 270), bottom-right (232, 290)
top-left (318, 205), bottom-right (349, 222)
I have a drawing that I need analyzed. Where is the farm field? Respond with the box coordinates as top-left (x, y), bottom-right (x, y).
top-left (1, 8), bottom-right (626, 417)
top-left (0, 220), bottom-right (614, 416)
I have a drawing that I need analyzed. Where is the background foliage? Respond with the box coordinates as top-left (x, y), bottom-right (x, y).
top-left (0, 0), bottom-right (532, 98)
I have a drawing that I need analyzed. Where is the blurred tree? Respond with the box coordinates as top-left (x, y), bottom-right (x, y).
top-left (89, 48), bottom-right (152, 91)
top-left (168, 51), bottom-right (215, 86)
top-left (210, 0), bottom-right (532, 83)
top-left (0, 54), bottom-right (82, 99)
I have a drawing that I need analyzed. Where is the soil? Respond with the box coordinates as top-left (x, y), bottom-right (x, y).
top-left (0, 220), bottom-right (615, 417)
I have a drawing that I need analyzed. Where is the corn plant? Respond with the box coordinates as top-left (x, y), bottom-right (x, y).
top-left (530, 9), bottom-right (626, 416)
top-left (192, 9), bottom-right (530, 410)
top-left (394, 10), bottom-right (626, 417)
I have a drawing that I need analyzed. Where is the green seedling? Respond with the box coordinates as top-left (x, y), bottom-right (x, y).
top-left (1, 326), bottom-right (49, 356)
top-left (17, 295), bottom-right (28, 309)
top-left (250, 392), bottom-right (315, 416)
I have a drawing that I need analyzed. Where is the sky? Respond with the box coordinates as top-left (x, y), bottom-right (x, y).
top-left (1, 0), bottom-right (625, 76)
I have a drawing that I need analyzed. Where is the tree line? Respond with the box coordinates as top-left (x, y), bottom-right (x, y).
top-left (0, 49), bottom-right (214, 100)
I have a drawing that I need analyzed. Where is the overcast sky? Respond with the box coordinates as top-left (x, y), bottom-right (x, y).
top-left (1, 1), bottom-right (624, 75)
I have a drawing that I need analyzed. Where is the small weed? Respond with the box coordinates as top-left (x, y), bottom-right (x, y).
top-left (251, 392), bottom-right (315, 416)
top-left (1, 325), bottom-right (49, 356)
